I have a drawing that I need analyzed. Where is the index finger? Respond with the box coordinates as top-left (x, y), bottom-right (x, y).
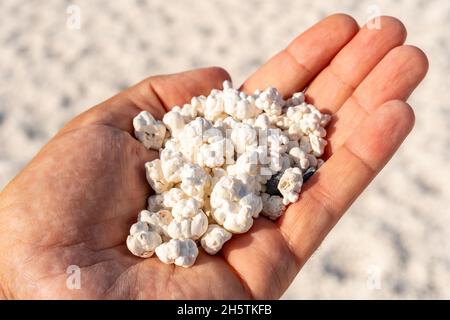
top-left (240, 14), bottom-right (359, 97)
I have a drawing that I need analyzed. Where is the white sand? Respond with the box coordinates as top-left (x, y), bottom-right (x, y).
top-left (0, 0), bottom-right (449, 299)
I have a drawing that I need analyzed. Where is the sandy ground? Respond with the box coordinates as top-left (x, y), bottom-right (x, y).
top-left (0, 0), bottom-right (449, 299)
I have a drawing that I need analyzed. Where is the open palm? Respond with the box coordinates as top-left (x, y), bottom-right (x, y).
top-left (0, 14), bottom-right (428, 299)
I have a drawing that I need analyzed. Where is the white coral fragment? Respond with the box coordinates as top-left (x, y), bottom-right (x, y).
top-left (127, 221), bottom-right (162, 258)
top-left (145, 159), bottom-right (172, 193)
top-left (210, 176), bottom-right (261, 233)
top-left (133, 111), bottom-right (166, 150)
top-left (278, 167), bottom-right (303, 205)
top-left (155, 239), bottom-right (198, 268)
top-left (201, 224), bottom-right (232, 255)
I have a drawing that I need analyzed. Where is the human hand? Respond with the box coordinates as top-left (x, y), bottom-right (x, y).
top-left (0, 14), bottom-right (428, 299)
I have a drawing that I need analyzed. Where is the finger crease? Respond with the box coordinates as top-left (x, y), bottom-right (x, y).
top-left (218, 254), bottom-right (254, 299)
top-left (349, 94), bottom-right (371, 116)
top-left (147, 81), bottom-right (170, 113)
top-left (284, 48), bottom-right (314, 78)
top-left (342, 143), bottom-right (377, 175)
top-left (307, 182), bottom-right (341, 223)
top-left (250, 240), bottom-right (285, 297)
top-left (328, 64), bottom-right (357, 92)
top-left (278, 226), bottom-right (303, 270)
top-left (125, 81), bottom-right (167, 118)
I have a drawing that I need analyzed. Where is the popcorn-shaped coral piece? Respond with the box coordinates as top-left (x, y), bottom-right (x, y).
top-left (127, 221), bottom-right (162, 258)
top-left (138, 209), bottom-right (172, 239)
top-left (210, 176), bottom-right (262, 233)
top-left (180, 164), bottom-right (210, 200)
top-left (167, 210), bottom-right (208, 240)
top-left (201, 224), bottom-right (232, 255)
top-left (133, 111), bottom-right (166, 150)
top-left (162, 188), bottom-right (187, 208)
top-left (162, 107), bottom-right (186, 138)
top-left (168, 198), bottom-right (208, 240)
top-left (155, 239), bottom-right (199, 268)
top-left (255, 87), bottom-right (285, 116)
top-left (145, 159), bottom-right (172, 193)
top-left (278, 167), bottom-right (303, 205)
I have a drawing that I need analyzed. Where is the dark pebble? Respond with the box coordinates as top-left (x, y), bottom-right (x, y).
top-left (302, 167), bottom-right (316, 183)
top-left (265, 171), bottom-right (283, 196)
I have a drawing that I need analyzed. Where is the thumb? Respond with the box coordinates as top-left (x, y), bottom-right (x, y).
top-left (59, 67), bottom-right (231, 135)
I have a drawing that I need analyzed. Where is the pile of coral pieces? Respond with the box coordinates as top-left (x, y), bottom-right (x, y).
top-left (126, 81), bottom-right (330, 267)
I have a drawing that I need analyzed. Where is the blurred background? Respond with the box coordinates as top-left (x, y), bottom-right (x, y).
top-left (0, 0), bottom-right (449, 299)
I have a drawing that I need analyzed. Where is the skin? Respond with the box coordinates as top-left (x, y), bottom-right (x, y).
top-left (0, 14), bottom-right (428, 299)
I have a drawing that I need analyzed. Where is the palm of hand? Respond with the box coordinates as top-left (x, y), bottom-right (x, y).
top-left (0, 15), bottom-right (427, 299)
